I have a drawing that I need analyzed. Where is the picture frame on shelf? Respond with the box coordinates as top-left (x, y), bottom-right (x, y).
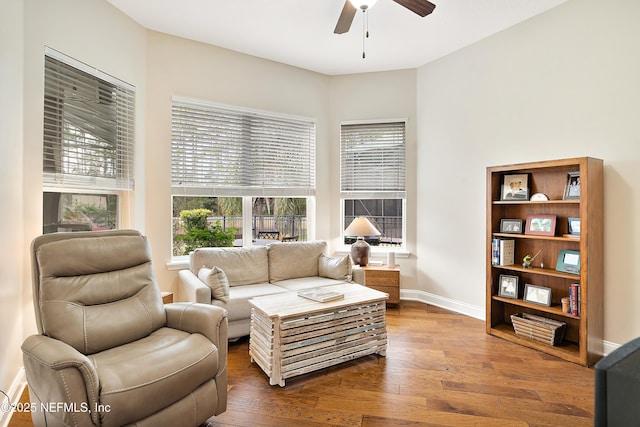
top-left (498, 274), bottom-right (519, 299)
top-left (563, 171), bottom-right (581, 200)
top-left (523, 284), bottom-right (552, 306)
top-left (568, 217), bottom-right (581, 236)
top-left (556, 249), bottom-right (580, 274)
top-left (501, 173), bottom-right (529, 201)
top-left (500, 219), bottom-right (524, 234)
top-left (525, 214), bottom-right (557, 236)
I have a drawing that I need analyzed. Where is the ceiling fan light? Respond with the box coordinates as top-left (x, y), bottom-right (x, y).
top-left (349, 0), bottom-right (378, 10)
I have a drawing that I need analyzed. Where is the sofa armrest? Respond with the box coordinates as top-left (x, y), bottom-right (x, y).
top-left (178, 269), bottom-right (211, 304)
top-left (21, 335), bottom-right (100, 426)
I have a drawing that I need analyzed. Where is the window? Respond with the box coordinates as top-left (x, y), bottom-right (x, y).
top-left (42, 48), bottom-right (135, 234)
top-left (340, 120), bottom-right (406, 247)
top-left (171, 98), bottom-right (315, 255)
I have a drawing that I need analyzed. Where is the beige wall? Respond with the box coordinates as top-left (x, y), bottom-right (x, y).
top-left (0, 0), bottom-right (26, 408)
top-left (0, 0), bottom-right (147, 406)
top-left (416, 0), bottom-right (640, 345)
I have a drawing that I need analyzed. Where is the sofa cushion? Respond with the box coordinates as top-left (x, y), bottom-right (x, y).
top-left (268, 241), bottom-right (326, 282)
top-left (318, 254), bottom-right (352, 281)
top-left (191, 246), bottom-right (269, 286)
top-left (198, 267), bottom-right (230, 303)
top-left (272, 276), bottom-right (348, 292)
top-left (211, 283), bottom-right (287, 322)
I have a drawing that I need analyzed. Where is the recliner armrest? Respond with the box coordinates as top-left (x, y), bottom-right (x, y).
top-left (21, 335), bottom-right (100, 426)
top-left (178, 269), bottom-right (212, 304)
top-left (165, 302), bottom-right (228, 356)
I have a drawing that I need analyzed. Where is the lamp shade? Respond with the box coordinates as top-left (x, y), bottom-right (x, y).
top-left (344, 217), bottom-right (380, 237)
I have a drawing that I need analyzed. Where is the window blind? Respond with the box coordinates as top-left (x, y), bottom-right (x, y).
top-left (171, 99), bottom-right (316, 197)
top-left (340, 121), bottom-right (406, 199)
top-left (43, 53), bottom-right (135, 190)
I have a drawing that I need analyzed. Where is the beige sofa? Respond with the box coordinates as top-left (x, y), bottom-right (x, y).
top-left (179, 240), bottom-right (352, 339)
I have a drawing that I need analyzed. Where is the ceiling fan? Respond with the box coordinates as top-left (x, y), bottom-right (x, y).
top-left (334, 0), bottom-right (436, 34)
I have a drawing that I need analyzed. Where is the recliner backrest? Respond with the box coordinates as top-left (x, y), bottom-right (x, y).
top-left (31, 230), bottom-right (166, 354)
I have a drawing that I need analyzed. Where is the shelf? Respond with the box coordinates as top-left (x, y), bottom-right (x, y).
top-left (492, 233), bottom-right (580, 243)
top-left (492, 295), bottom-right (580, 320)
top-left (492, 264), bottom-right (580, 280)
top-left (493, 200), bottom-right (580, 206)
top-left (489, 324), bottom-right (582, 364)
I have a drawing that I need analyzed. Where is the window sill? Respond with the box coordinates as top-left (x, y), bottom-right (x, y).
top-left (167, 255), bottom-right (189, 271)
top-left (335, 246), bottom-right (410, 259)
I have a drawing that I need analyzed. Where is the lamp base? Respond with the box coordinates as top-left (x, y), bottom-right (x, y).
top-left (350, 237), bottom-right (370, 267)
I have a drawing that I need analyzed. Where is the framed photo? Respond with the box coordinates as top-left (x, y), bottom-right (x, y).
top-left (501, 173), bottom-right (529, 201)
top-left (563, 171), bottom-right (581, 200)
top-left (556, 249), bottom-right (580, 274)
top-left (568, 217), bottom-right (581, 236)
top-left (498, 274), bottom-right (519, 299)
top-left (525, 214), bottom-right (557, 236)
top-left (523, 284), bottom-right (552, 306)
top-left (500, 219), bottom-right (524, 234)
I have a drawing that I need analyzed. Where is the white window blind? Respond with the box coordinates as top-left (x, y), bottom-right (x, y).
top-left (340, 121), bottom-right (406, 199)
top-left (171, 99), bottom-right (316, 197)
top-left (43, 52), bottom-right (135, 190)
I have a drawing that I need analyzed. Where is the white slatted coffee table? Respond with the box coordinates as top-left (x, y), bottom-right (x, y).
top-left (249, 283), bottom-right (388, 386)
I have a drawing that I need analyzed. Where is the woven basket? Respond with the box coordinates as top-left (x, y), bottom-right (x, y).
top-left (511, 313), bottom-right (566, 346)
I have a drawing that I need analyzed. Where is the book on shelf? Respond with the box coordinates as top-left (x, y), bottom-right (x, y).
top-left (298, 288), bottom-right (344, 303)
top-left (569, 283), bottom-right (581, 316)
top-left (492, 238), bottom-right (515, 266)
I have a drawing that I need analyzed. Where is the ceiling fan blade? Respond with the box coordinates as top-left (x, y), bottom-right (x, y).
top-left (392, 0), bottom-right (436, 17)
top-left (334, 0), bottom-right (357, 34)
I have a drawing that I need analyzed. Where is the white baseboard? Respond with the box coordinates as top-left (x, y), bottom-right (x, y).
top-left (0, 368), bottom-right (26, 427)
top-left (400, 288), bottom-right (485, 320)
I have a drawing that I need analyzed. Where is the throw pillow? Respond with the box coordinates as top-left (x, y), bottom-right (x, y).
top-left (318, 254), bottom-right (352, 281)
top-left (198, 266), bottom-right (230, 303)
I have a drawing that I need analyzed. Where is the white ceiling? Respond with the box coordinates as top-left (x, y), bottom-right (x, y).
top-left (105, 0), bottom-right (567, 76)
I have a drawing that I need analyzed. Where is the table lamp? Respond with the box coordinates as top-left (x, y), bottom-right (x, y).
top-left (344, 217), bottom-right (380, 266)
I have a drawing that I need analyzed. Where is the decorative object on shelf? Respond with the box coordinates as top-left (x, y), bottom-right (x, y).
top-left (500, 219), bottom-right (523, 233)
top-left (344, 217), bottom-right (380, 267)
top-left (386, 251), bottom-right (396, 267)
top-left (501, 173), bottom-right (529, 201)
top-left (563, 171), bottom-right (581, 200)
top-left (525, 214), bottom-right (557, 236)
top-left (556, 249), bottom-right (580, 274)
top-left (511, 313), bottom-right (566, 346)
top-left (523, 283), bottom-right (552, 306)
top-left (522, 249), bottom-right (542, 268)
top-left (568, 217), bottom-right (581, 236)
top-left (498, 274), bottom-right (519, 298)
top-left (561, 296), bottom-right (570, 313)
top-left (530, 192), bottom-right (549, 201)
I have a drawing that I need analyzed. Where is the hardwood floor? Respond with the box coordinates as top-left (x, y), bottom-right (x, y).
top-left (10, 301), bottom-right (595, 426)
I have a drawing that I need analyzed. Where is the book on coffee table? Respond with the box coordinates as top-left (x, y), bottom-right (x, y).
top-left (297, 288), bottom-right (344, 303)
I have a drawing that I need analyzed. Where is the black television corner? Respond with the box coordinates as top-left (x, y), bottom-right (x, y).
top-left (594, 336), bottom-right (640, 426)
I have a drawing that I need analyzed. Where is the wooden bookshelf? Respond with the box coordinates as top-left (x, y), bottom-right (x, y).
top-left (486, 157), bottom-right (603, 366)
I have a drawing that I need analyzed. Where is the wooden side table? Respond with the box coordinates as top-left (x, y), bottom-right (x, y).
top-left (161, 291), bottom-right (174, 304)
top-left (353, 265), bottom-right (400, 304)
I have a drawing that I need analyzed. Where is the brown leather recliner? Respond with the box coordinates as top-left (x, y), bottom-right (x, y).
top-left (21, 230), bottom-right (228, 426)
